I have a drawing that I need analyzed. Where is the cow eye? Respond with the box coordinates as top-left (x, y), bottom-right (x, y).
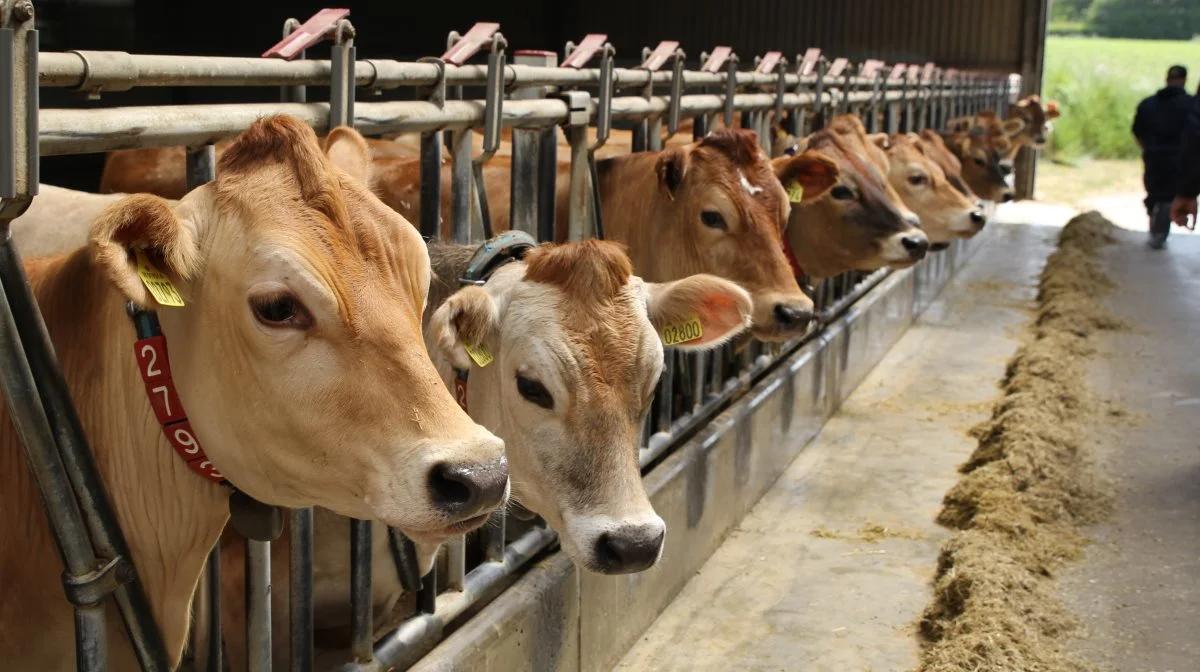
top-left (973, 158), bottom-right (986, 167)
top-left (516, 374), bottom-right (554, 410)
top-left (830, 185), bottom-right (855, 200)
top-left (250, 294), bottom-right (312, 329)
top-left (700, 210), bottom-right (728, 230)
top-left (908, 174), bottom-right (928, 186)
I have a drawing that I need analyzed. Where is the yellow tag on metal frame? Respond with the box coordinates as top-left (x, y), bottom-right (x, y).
top-left (464, 342), bottom-right (494, 368)
top-left (786, 182), bottom-right (805, 204)
top-left (134, 249), bottom-right (185, 307)
top-left (661, 316), bottom-right (703, 347)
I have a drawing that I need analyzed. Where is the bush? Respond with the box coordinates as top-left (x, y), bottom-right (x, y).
top-left (1087, 0), bottom-right (1200, 40)
top-left (1049, 20), bottom-right (1089, 37)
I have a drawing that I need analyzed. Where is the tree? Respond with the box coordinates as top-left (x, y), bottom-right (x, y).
top-left (1052, 0), bottom-right (1095, 22)
top-left (1088, 0), bottom-right (1200, 40)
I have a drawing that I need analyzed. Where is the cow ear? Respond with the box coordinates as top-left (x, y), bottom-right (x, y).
top-left (656, 149), bottom-right (687, 196)
top-left (643, 274), bottom-right (752, 351)
top-left (1045, 101), bottom-right (1061, 120)
top-left (947, 116), bottom-right (973, 133)
top-left (428, 285), bottom-right (499, 371)
top-left (868, 133), bottom-right (890, 150)
top-left (90, 194), bottom-right (201, 309)
top-left (324, 126), bottom-right (373, 186)
top-left (1000, 117), bottom-right (1026, 136)
top-left (772, 151), bottom-right (840, 201)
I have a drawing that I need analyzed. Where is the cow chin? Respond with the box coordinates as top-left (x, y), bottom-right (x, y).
top-left (560, 510), bottom-right (667, 575)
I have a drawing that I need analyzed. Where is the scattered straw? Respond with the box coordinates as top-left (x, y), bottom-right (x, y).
top-left (919, 211), bottom-right (1118, 672)
top-left (810, 523), bottom-right (928, 543)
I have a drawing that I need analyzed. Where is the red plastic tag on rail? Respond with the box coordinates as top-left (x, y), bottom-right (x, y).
top-left (701, 46), bottom-right (733, 73)
top-left (642, 40), bottom-right (679, 71)
top-left (562, 34), bottom-right (608, 69)
top-left (922, 62), bottom-right (937, 82)
top-left (826, 57), bottom-right (849, 79)
top-left (888, 63), bottom-right (908, 81)
top-left (442, 22), bottom-right (501, 65)
top-left (861, 59), bottom-right (884, 79)
top-left (798, 48), bottom-right (821, 77)
top-left (262, 8), bottom-right (349, 60)
top-left (756, 51), bottom-right (783, 74)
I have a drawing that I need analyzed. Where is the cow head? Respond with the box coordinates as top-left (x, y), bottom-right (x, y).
top-left (829, 114), bottom-right (925, 231)
top-left (876, 133), bottom-right (986, 244)
top-left (1009, 95), bottom-right (1059, 150)
top-left (778, 129), bottom-right (928, 278)
top-left (428, 240), bottom-right (752, 573)
top-left (643, 129), bottom-right (818, 340)
top-left (89, 117), bottom-right (508, 548)
top-left (945, 126), bottom-right (1016, 203)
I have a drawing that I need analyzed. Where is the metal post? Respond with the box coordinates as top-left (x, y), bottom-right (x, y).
top-left (245, 540), bottom-right (272, 672)
top-left (349, 520), bottom-right (373, 664)
top-left (280, 19), bottom-right (306, 103)
top-left (289, 509), bottom-right (313, 672)
top-left (510, 50), bottom-right (557, 236)
top-left (415, 57), bottom-right (446, 241)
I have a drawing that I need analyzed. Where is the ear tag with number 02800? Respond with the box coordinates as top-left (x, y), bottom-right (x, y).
top-left (464, 342), bottom-right (493, 367)
top-left (661, 316), bottom-right (704, 347)
top-left (134, 249), bottom-right (186, 307)
top-left (786, 182), bottom-right (805, 204)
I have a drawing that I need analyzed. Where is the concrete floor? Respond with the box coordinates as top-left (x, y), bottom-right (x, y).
top-left (1059, 227), bottom-right (1200, 672)
top-left (615, 222), bottom-right (1056, 672)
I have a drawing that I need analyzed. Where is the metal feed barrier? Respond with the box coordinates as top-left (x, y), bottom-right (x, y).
top-left (0, 4), bottom-right (1018, 671)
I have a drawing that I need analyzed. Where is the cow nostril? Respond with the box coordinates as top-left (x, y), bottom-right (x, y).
top-left (901, 236), bottom-right (929, 258)
top-left (970, 210), bottom-right (986, 225)
top-left (1001, 192), bottom-right (1015, 203)
top-left (428, 459), bottom-right (509, 515)
top-left (594, 527), bottom-right (666, 574)
top-left (774, 303), bottom-right (813, 329)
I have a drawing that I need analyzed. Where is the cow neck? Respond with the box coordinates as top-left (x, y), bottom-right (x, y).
top-left (592, 152), bottom-right (679, 280)
top-left (17, 248), bottom-right (229, 668)
top-left (784, 210), bottom-right (845, 280)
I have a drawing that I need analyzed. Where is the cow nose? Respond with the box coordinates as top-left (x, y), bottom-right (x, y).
top-left (901, 235), bottom-right (929, 259)
top-left (774, 303), bottom-right (814, 330)
top-left (594, 524), bottom-right (666, 574)
top-left (1000, 192), bottom-right (1015, 203)
top-left (428, 457), bottom-right (509, 518)
top-left (970, 210), bottom-right (986, 225)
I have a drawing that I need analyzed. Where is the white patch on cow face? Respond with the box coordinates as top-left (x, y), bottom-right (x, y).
top-left (429, 266), bottom-right (666, 574)
top-left (739, 170), bottom-right (764, 195)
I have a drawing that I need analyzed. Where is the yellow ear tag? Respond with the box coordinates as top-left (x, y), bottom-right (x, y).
top-left (134, 249), bottom-right (185, 307)
top-left (786, 182), bottom-right (805, 204)
top-left (464, 342), bottom-right (494, 368)
top-left (661, 315), bottom-right (704, 347)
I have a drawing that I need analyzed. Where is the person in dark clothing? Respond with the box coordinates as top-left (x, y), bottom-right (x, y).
top-left (1172, 75), bottom-right (1200, 229)
top-left (1133, 65), bottom-right (1193, 249)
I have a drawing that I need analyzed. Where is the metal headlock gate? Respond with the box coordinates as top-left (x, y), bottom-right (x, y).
top-left (0, 3), bottom-right (1018, 670)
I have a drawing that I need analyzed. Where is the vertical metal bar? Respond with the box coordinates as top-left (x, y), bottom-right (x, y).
top-left (205, 545), bottom-right (222, 672)
top-left (349, 519), bottom-right (374, 663)
top-left (445, 537), bottom-right (466, 591)
top-left (289, 508), bottom-right (313, 672)
top-left (245, 540), bottom-right (272, 672)
top-left (418, 566), bottom-right (437, 615)
top-left (656, 352), bottom-right (676, 432)
top-left (484, 511), bottom-right (507, 562)
top-left (419, 133), bottom-right (443, 240)
top-left (280, 19), bottom-right (306, 103)
top-left (0, 29), bottom-right (14, 197)
top-left (565, 125), bottom-right (589, 241)
top-left (450, 130), bottom-right (474, 243)
top-left (691, 352), bottom-right (706, 409)
top-left (537, 126), bottom-right (558, 242)
top-left (510, 51), bottom-right (556, 236)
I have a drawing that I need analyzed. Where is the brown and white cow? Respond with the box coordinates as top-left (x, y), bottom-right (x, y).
top-left (211, 238), bottom-right (756, 669)
top-left (1006, 95), bottom-right (1060, 156)
top-left (827, 114), bottom-right (924, 230)
top-left (774, 127), bottom-right (929, 279)
top-left (940, 122), bottom-right (1019, 203)
top-left (0, 116), bottom-right (508, 670)
top-left (873, 133), bottom-right (986, 245)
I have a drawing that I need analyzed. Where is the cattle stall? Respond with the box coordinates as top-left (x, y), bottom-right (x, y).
top-left (0, 3), bottom-right (1018, 671)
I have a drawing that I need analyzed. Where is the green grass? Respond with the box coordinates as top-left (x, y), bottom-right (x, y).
top-left (1043, 36), bottom-right (1200, 161)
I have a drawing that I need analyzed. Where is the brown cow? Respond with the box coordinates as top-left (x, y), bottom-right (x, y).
top-left (940, 116), bottom-right (1020, 203)
top-left (774, 126), bottom-right (929, 279)
top-left (875, 133), bottom-right (986, 245)
top-left (1004, 94), bottom-right (1060, 159)
top-left (0, 117), bottom-right (507, 670)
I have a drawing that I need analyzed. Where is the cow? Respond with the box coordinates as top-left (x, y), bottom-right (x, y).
top-left (916, 130), bottom-right (978, 200)
top-left (1004, 94), bottom-right (1060, 159)
top-left (873, 133), bottom-right (986, 246)
top-left (10, 184), bottom-right (126, 258)
top-left (0, 116), bottom-right (509, 670)
top-left (211, 237), bottom-right (758, 669)
top-left (773, 126), bottom-right (929, 279)
top-left (940, 121), bottom-right (1019, 203)
top-left (827, 114), bottom-right (924, 229)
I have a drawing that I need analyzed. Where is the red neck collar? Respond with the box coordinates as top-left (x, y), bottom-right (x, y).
top-left (128, 306), bottom-right (226, 485)
top-left (781, 234), bottom-right (805, 279)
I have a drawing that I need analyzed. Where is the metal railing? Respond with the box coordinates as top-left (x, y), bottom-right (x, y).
top-left (0, 5), bottom-right (1018, 671)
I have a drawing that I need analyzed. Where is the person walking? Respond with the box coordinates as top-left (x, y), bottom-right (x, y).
top-left (1133, 65), bottom-right (1193, 249)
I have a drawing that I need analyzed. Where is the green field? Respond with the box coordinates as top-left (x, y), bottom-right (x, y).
top-left (1043, 36), bottom-right (1200, 162)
